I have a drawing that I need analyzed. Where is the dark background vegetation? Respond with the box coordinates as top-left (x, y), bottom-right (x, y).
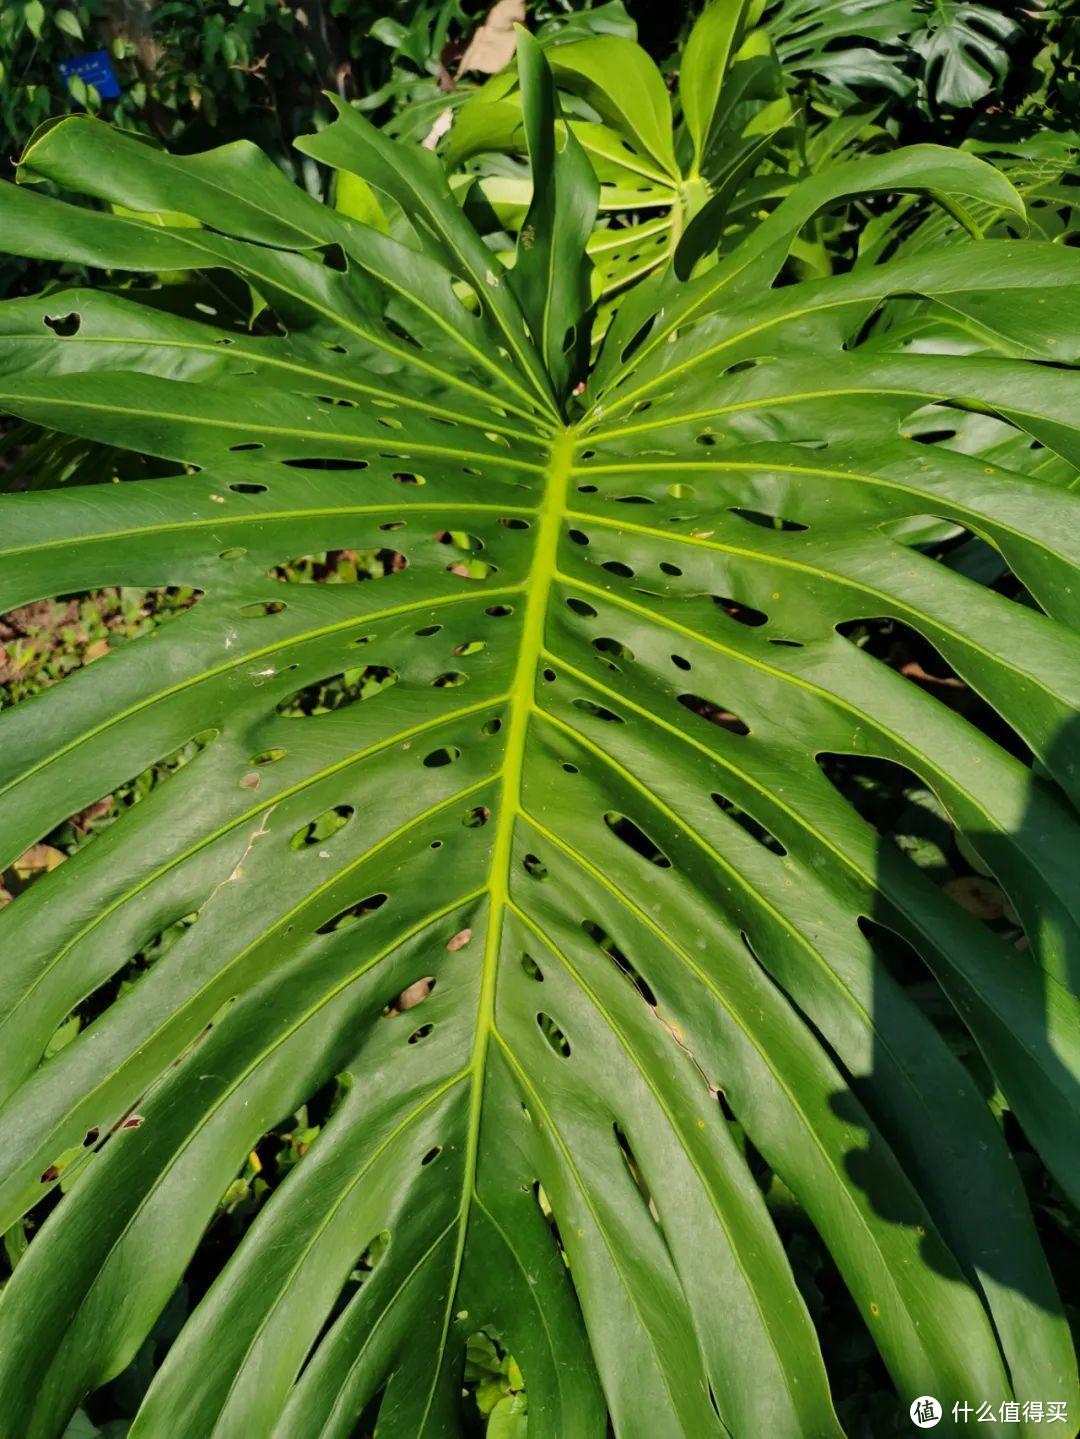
top-left (0, 3), bottom-right (1078, 1436)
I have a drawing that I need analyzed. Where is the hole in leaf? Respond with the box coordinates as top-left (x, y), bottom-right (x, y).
top-left (566, 597), bottom-right (597, 618)
top-left (583, 920), bottom-right (656, 1004)
top-left (537, 1013), bottom-right (570, 1057)
top-left (592, 636), bottom-right (634, 670)
top-left (446, 559), bottom-right (497, 580)
top-left (711, 793), bottom-right (786, 855)
top-left (271, 549), bottom-right (405, 584)
top-left (44, 312), bottom-right (81, 337)
top-left (436, 530), bottom-right (484, 552)
top-left (281, 457), bottom-right (370, 471)
top-left (316, 892), bottom-right (387, 934)
top-left (614, 1123), bottom-right (659, 1222)
top-left (729, 508), bottom-right (808, 532)
top-left (277, 666), bottom-right (397, 716)
top-left (523, 853), bottom-right (548, 880)
top-left (521, 953), bottom-right (544, 981)
top-left (677, 694), bottom-right (750, 735)
top-left (238, 600), bottom-right (286, 616)
top-left (713, 595), bottom-right (768, 627)
top-left (572, 698), bottom-right (624, 723)
top-left (620, 315), bottom-right (655, 364)
top-left (423, 746), bottom-right (461, 768)
top-left (291, 804), bottom-right (355, 850)
top-left (604, 813), bottom-right (671, 868)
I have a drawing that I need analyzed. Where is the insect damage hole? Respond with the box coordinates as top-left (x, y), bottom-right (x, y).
top-left (711, 793), bottom-right (787, 855)
top-left (290, 804), bottom-right (355, 850)
top-left (713, 595), bottom-right (768, 627)
top-left (677, 694), bottom-right (750, 735)
top-left (277, 666), bottom-right (397, 717)
top-left (613, 1122), bottom-right (660, 1223)
top-left (44, 311), bottom-right (81, 337)
top-left (592, 636), bottom-right (634, 670)
top-left (316, 892), bottom-right (387, 934)
top-left (537, 1013), bottom-right (571, 1057)
top-left (422, 746), bottom-right (461, 768)
top-left (582, 920), bottom-right (656, 1005)
top-left (603, 813), bottom-right (671, 868)
top-left (572, 698), bottom-right (625, 724)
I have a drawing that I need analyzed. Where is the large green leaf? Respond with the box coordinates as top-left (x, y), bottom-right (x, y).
top-left (0, 77), bottom-right (1077, 1439)
top-left (443, 4), bottom-right (1031, 335)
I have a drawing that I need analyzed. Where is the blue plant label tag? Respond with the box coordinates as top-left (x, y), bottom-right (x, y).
top-left (57, 51), bottom-right (121, 102)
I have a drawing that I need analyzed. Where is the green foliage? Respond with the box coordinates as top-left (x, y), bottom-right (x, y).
top-left (1, 2), bottom-right (308, 168)
top-left (0, 23), bottom-right (1078, 1439)
top-left (446, 0), bottom-right (1062, 333)
top-left (0, 0), bottom-right (493, 192)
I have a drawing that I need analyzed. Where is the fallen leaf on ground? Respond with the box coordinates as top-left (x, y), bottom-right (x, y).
top-left (944, 875), bottom-right (1005, 920)
top-left (70, 795), bottom-right (114, 832)
top-left (13, 844), bottom-right (66, 881)
top-left (457, 0), bottom-right (525, 77)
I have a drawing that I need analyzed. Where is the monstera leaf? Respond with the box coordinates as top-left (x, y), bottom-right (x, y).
top-left (448, 0), bottom-right (793, 324)
top-left (764, 0), bottom-right (921, 102)
top-left (1, 43), bottom-right (1079, 1439)
top-left (912, 1), bottom-right (1020, 111)
top-left (445, 0), bottom-right (1028, 330)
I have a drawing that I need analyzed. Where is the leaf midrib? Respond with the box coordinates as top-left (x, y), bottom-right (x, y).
top-left (417, 424), bottom-right (576, 1425)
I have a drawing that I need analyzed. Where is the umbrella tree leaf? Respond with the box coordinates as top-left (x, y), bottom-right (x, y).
top-left (0, 67), bottom-right (1078, 1439)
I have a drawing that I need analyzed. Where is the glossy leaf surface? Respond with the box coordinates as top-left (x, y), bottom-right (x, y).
top-left (0, 84), bottom-right (1078, 1439)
